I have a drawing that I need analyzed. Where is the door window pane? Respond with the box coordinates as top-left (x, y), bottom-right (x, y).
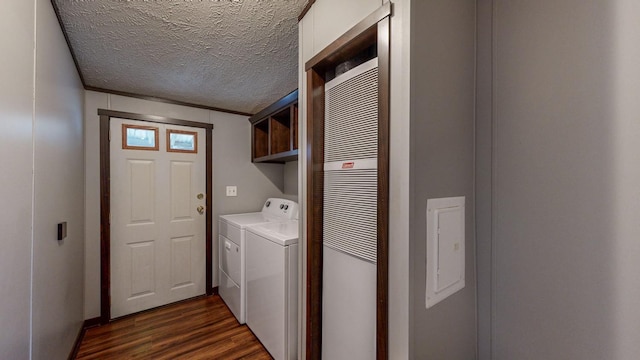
top-left (167, 130), bottom-right (197, 153)
top-left (122, 124), bottom-right (159, 151)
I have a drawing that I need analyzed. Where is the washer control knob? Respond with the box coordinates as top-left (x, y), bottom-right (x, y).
top-left (265, 201), bottom-right (271, 207)
top-left (284, 205), bottom-right (289, 210)
top-left (280, 204), bottom-right (285, 209)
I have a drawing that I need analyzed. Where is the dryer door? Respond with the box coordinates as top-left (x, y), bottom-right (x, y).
top-left (219, 234), bottom-right (241, 284)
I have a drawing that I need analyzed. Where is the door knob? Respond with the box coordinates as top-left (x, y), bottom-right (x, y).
top-left (197, 206), bottom-right (205, 214)
top-left (197, 193), bottom-right (204, 200)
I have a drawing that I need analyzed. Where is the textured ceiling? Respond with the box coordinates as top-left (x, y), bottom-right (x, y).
top-left (54, 0), bottom-right (306, 114)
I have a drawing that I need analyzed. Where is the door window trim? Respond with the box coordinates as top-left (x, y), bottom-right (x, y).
top-left (166, 129), bottom-right (198, 153)
top-left (122, 123), bottom-right (160, 151)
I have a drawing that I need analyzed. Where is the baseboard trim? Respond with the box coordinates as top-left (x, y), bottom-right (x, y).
top-left (68, 318), bottom-right (100, 359)
top-left (68, 325), bottom-right (83, 360)
top-left (83, 317), bottom-right (101, 329)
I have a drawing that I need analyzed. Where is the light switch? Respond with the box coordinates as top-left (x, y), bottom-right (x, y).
top-left (57, 222), bottom-right (67, 241)
top-left (426, 196), bottom-right (465, 309)
top-left (226, 186), bottom-right (237, 197)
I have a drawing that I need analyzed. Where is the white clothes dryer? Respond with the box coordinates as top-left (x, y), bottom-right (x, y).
top-left (245, 219), bottom-right (299, 360)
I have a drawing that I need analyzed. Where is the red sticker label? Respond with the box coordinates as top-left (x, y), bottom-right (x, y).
top-left (342, 162), bottom-right (355, 169)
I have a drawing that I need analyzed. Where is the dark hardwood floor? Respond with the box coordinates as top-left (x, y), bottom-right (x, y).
top-left (74, 295), bottom-right (272, 359)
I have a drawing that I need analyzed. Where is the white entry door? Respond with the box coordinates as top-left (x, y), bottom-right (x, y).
top-left (110, 118), bottom-right (206, 318)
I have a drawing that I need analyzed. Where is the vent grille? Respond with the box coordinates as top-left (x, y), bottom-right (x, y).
top-left (323, 169), bottom-right (377, 263)
top-left (324, 65), bottom-right (378, 163)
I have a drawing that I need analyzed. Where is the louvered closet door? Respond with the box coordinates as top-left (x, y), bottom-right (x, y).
top-left (322, 58), bottom-right (378, 360)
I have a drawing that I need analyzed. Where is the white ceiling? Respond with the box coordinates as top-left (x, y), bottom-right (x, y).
top-left (54, 0), bottom-right (307, 115)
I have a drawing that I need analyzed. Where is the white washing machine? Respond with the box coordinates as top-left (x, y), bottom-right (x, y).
top-left (246, 219), bottom-right (299, 360)
top-left (218, 198), bottom-right (298, 324)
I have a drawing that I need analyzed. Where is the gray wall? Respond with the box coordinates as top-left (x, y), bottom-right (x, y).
top-left (84, 91), bottom-right (292, 318)
top-left (0, 1), bottom-right (36, 358)
top-left (31, 1), bottom-right (86, 359)
top-left (410, 0), bottom-right (477, 359)
top-left (283, 160), bottom-right (298, 202)
top-left (477, 0), bottom-right (640, 359)
top-left (0, 1), bottom-right (85, 358)
top-left (475, 0), bottom-right (493, 357)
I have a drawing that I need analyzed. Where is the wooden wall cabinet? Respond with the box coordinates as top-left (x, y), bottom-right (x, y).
top-left (250, 89), bottom-right (298, 163)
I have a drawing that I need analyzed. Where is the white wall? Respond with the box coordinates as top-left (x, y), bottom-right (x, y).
top-left (0, 2), bottom-right (36, 359)
top-left (387, 0), bottom-right (411, 358)
top-left (298, 0), bottom-right (412, 358)
top-left (84, 91), bottom-right (291, 319)
top-left (307, 0), bottom-right (382, 54)
top-left (0, 1), bottom-right (84, 359)
top-left (477, 0), bottom-right (640, 358)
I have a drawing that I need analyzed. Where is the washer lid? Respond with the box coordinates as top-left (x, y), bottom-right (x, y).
top-left (219, 198), bottom-right (299, 228)
top-left (247, 220), bottom-right (299, 246)
top-left (219, 212), bottom-right (282, 228)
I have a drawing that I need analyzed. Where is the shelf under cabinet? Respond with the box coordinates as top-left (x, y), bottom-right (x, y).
top-left (253, 149), bottom-right (299, 163)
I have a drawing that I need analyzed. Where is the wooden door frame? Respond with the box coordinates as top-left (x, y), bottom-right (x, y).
top-left (98, 108), bottom-right (214, 324)
top-left (304, 3), bottom-right (391, 359)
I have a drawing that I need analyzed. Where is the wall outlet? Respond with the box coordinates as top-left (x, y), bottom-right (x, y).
top-left (226, 186), bottom-right (237, 197)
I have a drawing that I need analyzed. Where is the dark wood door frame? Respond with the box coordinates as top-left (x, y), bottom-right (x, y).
top-left (304, 3), bottom-right (391, 359)
top-left (98, 108), bottom-right (214, 324)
